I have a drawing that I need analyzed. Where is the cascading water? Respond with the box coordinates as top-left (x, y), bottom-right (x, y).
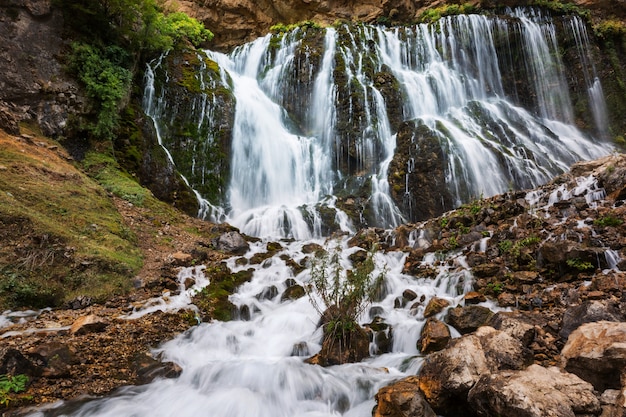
top-left (31, 9), bottom-right (616, 417)
top-left (142, 10), bottom-right (611, 238)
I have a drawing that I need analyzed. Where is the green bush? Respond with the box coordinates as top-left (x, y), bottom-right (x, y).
top-left (306, 244), bottom-right (385, 341)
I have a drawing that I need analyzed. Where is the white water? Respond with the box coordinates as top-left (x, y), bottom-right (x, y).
top-left (142, 11), bottom-right (611, 239)
top-left (31, 10), bottom-right (615, 417)
top-left (32, 237), bottom-right (481, 417)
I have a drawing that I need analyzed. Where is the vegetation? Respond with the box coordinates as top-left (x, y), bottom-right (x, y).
top-left (566, 258), bottom-right (595, 271)
top-left (594, 215), bottom-right (624, 227)
top-left (0, 374), bottom-right (28, 407)
top-left (0, 129), bottom-right (146, 309)
top-left (306, 244), bottom-right (385, 345)
top-left (530, 0), bottom-right (590, 20)
top-left (269, 20), bottom-right (322, 34)
top-left (418, 3), bottom-right (478, 23)
top-left (58, 0), bottom-right (213, 141)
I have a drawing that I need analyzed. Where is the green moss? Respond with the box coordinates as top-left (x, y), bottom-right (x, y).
top-left (418, 3), bottom-right (478, 24)
top-left (531, 0), bottom-right (591, 20)
top-left (192, 266), bottom-right (254, 321)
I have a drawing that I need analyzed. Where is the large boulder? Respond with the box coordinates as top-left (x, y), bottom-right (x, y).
top-left (417, 318), bottom-right (451, 354)
top-left (468, 365), bottom-right (601, 417)
top-left (373, 376), bottom-right (436, 417)
top-left (419, 333), bottom-right (489, 415)
top-left (559, 300), bottom-right (624, 339)
top-left (561, 321), bottom-right (626, 392)
top-left (419, 326), bottom-right (531, 415)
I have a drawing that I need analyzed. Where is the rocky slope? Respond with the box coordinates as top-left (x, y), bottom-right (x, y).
top-left (1, 139), bottom-right (625, 415)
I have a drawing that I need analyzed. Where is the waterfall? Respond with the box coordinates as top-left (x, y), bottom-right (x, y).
top-left (142, 10), bottom-right (612, 239)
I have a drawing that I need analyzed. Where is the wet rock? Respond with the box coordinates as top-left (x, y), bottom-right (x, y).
top-left (472, 263), bottom-right (501, 278)
top-left (445, 305), bottom-right (494, 334)
top-left (559, 300), bottom-right (624, 339)
top-left (133, 352), bottom-right (182, 385)
top-left (255, 285), bottom-right (279, 300)
top-left (70, 315), bottom-right (108, 335)
top-left (561, 321), bottom-right (626, 391)
top-left (417, 318), bottom-right (451, 354)
top-left (302, 243), bottom-right (324, 254)
top-left (373, 376), bottom-right (436, 417)
top-left (281, 284), bottom-right (305, 302)
top-left (212, 231), bottom-right (250, 255)
top-left (402, 289), bottom-right (418, 302)
top-left (423, 297), bottom-right (450, 318)
top-left (291, 342), bottom-right (310, 357)
top-left (468, 365), bottom-right (601, 417)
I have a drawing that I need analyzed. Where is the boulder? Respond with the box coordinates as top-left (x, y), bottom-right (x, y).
top-left (30, 342), bottom-right (76, 378)
top-left (212, 231), bottom-right (250, 255)
top-left (419, 326), bottom-right (531, 415)
top-left (70, 315), bottom-right (108, 335)
top-left (559, 300), bottom-right (624, 339)
top-left (373, 376), bottom-right (436, 417)
top-left (280, 284), bottom-right (306, 302)
top-left (464, 291), bottom-right (486, 305)
top-left (561, 321), bottom-right (626, 391)
top-left (418, 334), bottom-right (489, 415)
top-left (417, 318), bottom-right (451, 354)
top-left (475, 326), bottom-right (533, 371)
top-left (488, 312), bottom-right (536, 347)
top-left (445, 305), bottom-right (494, 334)
top-left (132, 352), bottom-right (182, 385)
top-left (423, 297), bottom-right (450, 318)
top-left (468, 365), bottom-right (601, 417)
top-left (0, 348), bottom-right (44, 377)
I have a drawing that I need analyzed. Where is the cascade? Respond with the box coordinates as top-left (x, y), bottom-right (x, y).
top-left (31, 13), bottom-right (612, 415)
top-left (143, 10), bottom-right (611, 239)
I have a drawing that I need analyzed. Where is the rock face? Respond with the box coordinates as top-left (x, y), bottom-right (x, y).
top-left (446, 306), bottom-right (494, 335)
top-left (0, 1), bottom-right (85, 137)
top-left (561, 321), bottom-right (626, 391)
top-left (468, 365), bottom-right (601, 417)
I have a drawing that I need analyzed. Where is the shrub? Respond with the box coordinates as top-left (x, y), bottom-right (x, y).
top-left (306, 243), bottom-right (385, 343)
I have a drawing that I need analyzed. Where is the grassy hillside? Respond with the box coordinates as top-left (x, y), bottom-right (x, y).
top-left (0, 125), bottom-right (182, 310)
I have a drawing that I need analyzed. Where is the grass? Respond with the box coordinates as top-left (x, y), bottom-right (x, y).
top-left (0, 128), bottom-right (144, 308)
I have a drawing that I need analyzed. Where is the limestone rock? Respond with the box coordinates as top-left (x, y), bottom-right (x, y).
top-left (559, 300), bottom-right (624, 339)
top-left (70, 315), bottom-right (108, 335)
top-left (445, 305), bottom-right (494, 334)
top-left (417, 318), bottom-right (451, 354)
top-left (468, 365), bottom-right (601, 417)
top-left (212, 231), bottom-right (250, 255)
top-left (464, 291), bottom-right (486, 305)
top-left (488, 311), bottom-right (536, 347)
top-left (418, 334), bottom-right (489, 415)
top-left (423, 297), bottom-right (450, 318)
top-left (171, 251), bottom-right (193, 266)
top-left (561, 321), bottom-right (626, 391)
top-left (373, 376), bottom-right (436, 417)
top-left (475, 326), bottom-right (533, 371)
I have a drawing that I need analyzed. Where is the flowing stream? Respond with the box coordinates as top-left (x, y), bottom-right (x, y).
top-left (30, 9), bottom-right (616, 417)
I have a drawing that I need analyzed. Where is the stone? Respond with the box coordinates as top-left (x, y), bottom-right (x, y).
top-left (464, 291), bottom-right (486, 305)
top-left (488, 312), bottom-right (536, 347)
top-left (212, 231), bottom-right (250, 255)
top-left (402, 289), bottom-right (417, 301)
top-left (475, 326), bottom-right (533, 371)
top-left (559, 300), bottom-right (624, 339)
top-left (0, 348), bottom-right (44, 377)
top-left (417, 318), bottom-right (451, 354)
top-left (373, 376), bottom-right (436, 417)
top-left (423, 297), bottom-right (450, 318)
top-left (561, 321), bottom-right (626, 391)
top-left (468, 365), bottom-right (601, 417)
top-left (418, 334), bottom-right (490, 415)
top-left (171, 251), bottom-right (192, 266)
top-left (280, 284), bottom-right (306, 301)
top-left (445, 305), bottom-right (494, 334)
top-left (31, 342), bottom-right (76, 378)
top-left (70, 315), bottom-right (108, 335)
top-left (132, 352), bottom-right (182, 385)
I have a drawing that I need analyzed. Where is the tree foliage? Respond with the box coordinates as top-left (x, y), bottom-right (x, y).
top-left (58, 0), bottom-right (213, 140)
